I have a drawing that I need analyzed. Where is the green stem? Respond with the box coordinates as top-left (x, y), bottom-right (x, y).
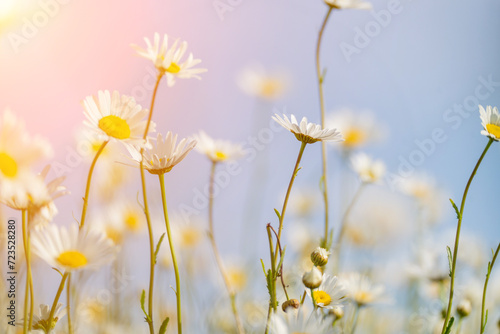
top-left (79, 140), bottom-right (108, 229)
top-left (274, 141), bottom-right (307, 263)
top-left (208, 161), bottom-right (245, 334)
top-left (266, 225), bottom-right (277, 312)
top-left (158, 174), bottom-right (182, 334)
top-left (441, 138), bottom-right (494, 333)
top-left (480, 242), bottom-right (500, 333)
top-left (139, 71), bottom-right (163, 334)
top-left (66, 274), bottom-right (73, 334)
top-left (351, 305), bottom-right (361, 334)
top-left (47, 272), bottom-right (69, 330)
top-left (310, 288), bottom-right (318, 309)
top-left (316, 6), bottom-right (334, 248)
top-left (21, 209), bottom-right (30, 334)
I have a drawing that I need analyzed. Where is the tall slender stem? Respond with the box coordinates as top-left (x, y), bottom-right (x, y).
top-left (21, 209), bottom-right (30, 334)
top-left (480, 242), bottom-right (500, 333)
top-left (316, 6), bottom-right (334, 248)
top-left (139, 72), bottom-right (163, 334)
top-left (208, 161), bottom-right (245, 334)
top-left (79, 140), bottom-right (108, 229)
top-left (47, 272), bottom-right (69, 330)
top-left (441, 138), bottom-right (493, 333)
top-left (158, 174), bottom-right (182, 334)
top-left (351, 305), bottom-right (361, 334)
top-left (66, 274), bottom-right (73, 334)
top-left (274, 141), bottom-right (307, 263)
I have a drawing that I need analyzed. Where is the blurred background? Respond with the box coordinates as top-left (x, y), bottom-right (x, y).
top-left (1, 0), bottom-right (500, 332)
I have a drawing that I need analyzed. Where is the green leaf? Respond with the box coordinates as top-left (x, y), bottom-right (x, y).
top-left (274, 209), bottom-right (281, 220)
top-left (154, 233), bottom-right (166, 264)
top-left (294, 167), bottom-right (302, 177)
top-left (444, 317), bottom-right (454, 334)
top-left (52, 267), bottom-right (64, 277)
top-left (159, 317), bottom-right (170, 334)
top-left (449, 198), bottom-right (461, 220)
top-left (446, 246), bottom-right (453, 277)
top-left (260, 259), bottom-right (267, 276)
top-left (140, 290), bottom-right (151, 323)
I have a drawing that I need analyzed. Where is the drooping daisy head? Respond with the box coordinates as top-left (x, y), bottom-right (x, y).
top-left (132, 32), bottom-right (207, 87)
top-left (341, 272), bottom-right (386, 307)
top-left (127, 132), bottom-right (197, 175)
top-left (31, 224), bottom-right (116, 273)
top-left (236, 63), bottom-right (289, 100)
top-left (326, 108), bottom-right (384, 151)
top-left (82, 90), bottom-right (154, 149)
top-left (324, 0), bottom-right (372, 10)
top-left (273, 114), bottom-right (343, 144)
top-left (307, 275), bottom-right (346, 309)
top-left (350, 152), bottom-right (386, 184)
top-left (18, 303), bottom-right (66, 333)
top-left (192, 131), bottom-right (245, 163)
top-left (479, 105), bottom-right (500, 141)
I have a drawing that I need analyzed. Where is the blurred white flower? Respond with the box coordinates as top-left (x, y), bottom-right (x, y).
top-left (479, 105), bottom-right (500, 141)
top-left (341, 272), bottom-right (386, 307)
top-left (350, 152), bottom-right (386, 183)
top-left (236, 63), bottom-right (289, 100)
top-left (325, 0), bottom-right (372, 10)
top-left (269, 309), bottom-right (335, 334)
top-left (18, 303), bottom-right (66, 333)
top-left (193, 131), bottom-right (245, 162)
top-left (132, 32), bottom-right (207, 87)
top-left (273, 114), bottom-right (343, 144)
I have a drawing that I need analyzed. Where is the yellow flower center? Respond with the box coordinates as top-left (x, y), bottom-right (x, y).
top-left (486, 123), bottom-right (500, 139)
top-left (105, 227), bottom-right (123, 245)
top-left (98, 115), bottom-right (131, 139)
top-left (180, 228), bottom-right (201, 247)
top-left (344, 128), bottom-right (365, 147)
top-left (312, 290), bottom-right (332, 306)
top-left (354, 291), bottom-right (373, 305)
top-left (228, 269), bottom-right (247, 291)
top-left (215, 151), bottom-right (227, 161)
top-left (260, 80), bottom-right (281, 98)
top-left (57, 250), bottom-right (88, 269)
top-left (124, 211), bottom-right (140, 231)
top-left (0, 152), bottom-right (18, 178)
top-left (166, 62), bottom-right (181, 74)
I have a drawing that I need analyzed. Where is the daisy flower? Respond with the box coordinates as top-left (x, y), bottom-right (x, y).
top-left (326, 108), bottom-right (384, 150)
top-left (479, 105), bottom-right (500, 141)
top-left (192, 131), bottom-right (245, 162)
top-left (324, 0), bottom-right (372, 10)
top-left (272, 114), bottom-right (343, 144)
top-left (0, 110), bottom-right (52, 209)
top-left (341, 272), bottom-right (386, 307)
top-left (307, 275), bottom-right (346, 309)
top-left (350, 152), bottom-right (386, 183)
top-left (127, 132), bottom-right (197, 174)
top-left (132, 32), bottom-right (207, 87)
top-left (269, 309), bottom-right (336, 334)
top-left (82, 90), bottom-right (154, 149)
top-left (236, 63), bottom-right (289, 100)
top-left (18, 303), bottom-right (66, 333)
top-left (31, 224), bottom-right (116, 273)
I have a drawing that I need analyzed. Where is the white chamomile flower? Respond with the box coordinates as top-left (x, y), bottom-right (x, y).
top-left (350, 152), bottom-right (386, 183)
top-left (269, 309), bottom-right (336, 334)
top-left (127, 132), bottom-right (197, 174)
top-left (192, 131), bottom-right (245, 163)
top-left (236, 63), bottom-right (289, 100)
top-left (31, 224), bottom-right (116, 273)
top-left (82, 90), bottom-right (154, 149)
top-left (132, 32), bottom-right (207, 87)
top-left (324, 0), bottom-right (372, 10)
top-left (272, 114), bottom-right (343, 144)
top-left (341, 272), bottom-right (386, 307)
top-left (307, 275), bottom-right (346, 309)
top-left (479, 105), bottom-right (500, 141)
top-left (18, 303), bottom-right (66, 333)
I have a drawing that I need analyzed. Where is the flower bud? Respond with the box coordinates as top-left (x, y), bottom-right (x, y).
top-left (302, 266), bottom-right (323, 289)
top-left (311, 247), bottom-right (330, 267)
top-left (329, 306), bottom-right (344, 320)
top-left (281, 299), bottom-right (299, 312)
top-left (456, 299), bottom-right (472, 318)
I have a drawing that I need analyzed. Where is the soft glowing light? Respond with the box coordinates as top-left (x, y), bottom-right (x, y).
top-left (0, 0), bottom-right (16, 21)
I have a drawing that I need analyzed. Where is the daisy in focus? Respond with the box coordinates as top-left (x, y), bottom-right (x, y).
top-left (127, 132), bottom-right (197, 175)
top-left (0, 110), bottom-right (53, 209)
top-left (193, 131), bottom-right (245, 162)
top-left (31, 224), bottom-right (116, 273)
top-left (307, 275), bottom-right (346, 309)
top-left (272, 114), bottom-right (343, 144)
top-left (479, 105), bottom-right (500, 141)
top-left (236, 63), bottom-right (289, 100)
top-left (341, 272), bottom-right (386, 307)
top-left (324, 0), bottom-right (372, 10)
top-left (326, 108), bottom-right (383, 151)
top-left (350, 152), bottom-right (386, 184)
top-left (132, 32), bottom-right (207, 87)
top-left (82, 90), bottom-right (154, 149)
